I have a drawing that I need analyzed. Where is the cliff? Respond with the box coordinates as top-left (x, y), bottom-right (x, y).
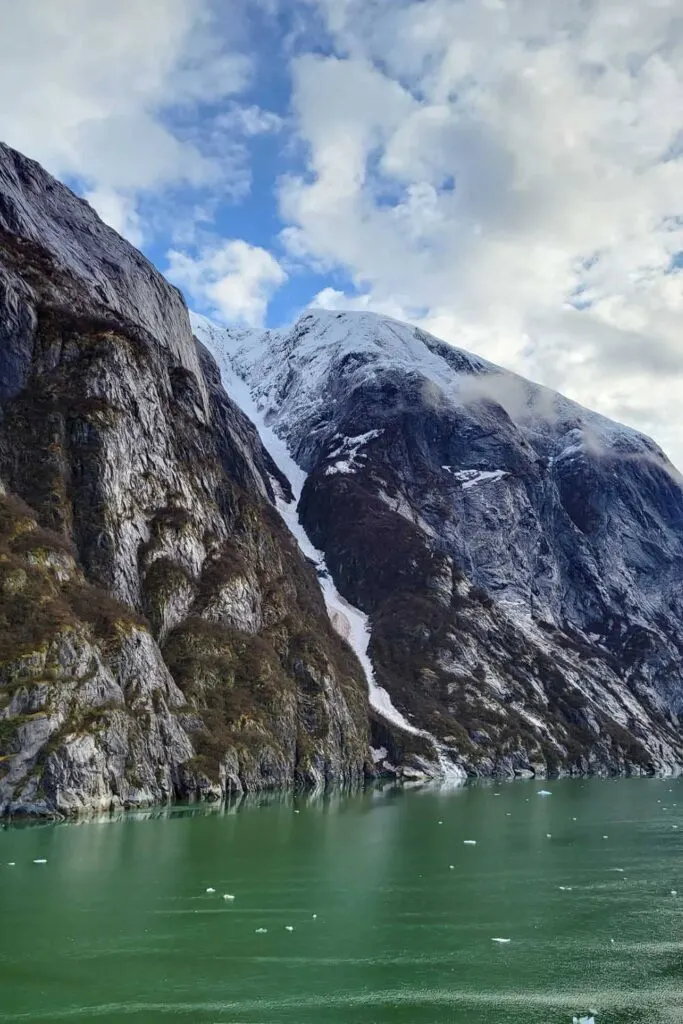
top-left (0, 144), bottom-right (368, 818)
top-left (2, 140), bottom-right (683, 819)
top-left (200, 309), bottom-right (683, 778)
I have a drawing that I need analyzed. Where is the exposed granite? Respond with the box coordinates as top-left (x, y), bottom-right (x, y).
top-left (0, 145), bottom-right (368, 819)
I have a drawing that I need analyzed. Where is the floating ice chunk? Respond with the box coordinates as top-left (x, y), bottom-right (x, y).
top-left (463, 840), bottom-right (477, 845)
top-left (33, 859), bottom-right (47, 864)
top-left (537, 790), bottom-right (552, 796)
top-left (285, 925), bottom-right (294, 932)
top-left (491, 937), bottom-right (511, 943)
top-left (255, 928), bottom-right (268, 934)
top-left (223, 894), bottom-right (235, 901)
top-left (206, 888), bottom-right (216, 894)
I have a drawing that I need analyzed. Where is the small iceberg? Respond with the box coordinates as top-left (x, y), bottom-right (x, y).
top-left (491, 937), bottom-right (511, 943)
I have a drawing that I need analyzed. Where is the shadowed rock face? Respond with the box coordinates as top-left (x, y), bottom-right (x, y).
top-left (0, 144), bottom-right (368, 818)
top-left (212, 310), bottom-right (683, 778)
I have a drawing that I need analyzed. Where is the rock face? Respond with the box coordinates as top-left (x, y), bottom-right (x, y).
top-left (2, 142), bottom-right (683, 817)
top-left (204, 309), bottom-right (683, 778)
top-left (0, 144), bottom-right (368, 818)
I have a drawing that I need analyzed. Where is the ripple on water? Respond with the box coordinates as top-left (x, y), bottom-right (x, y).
top-left (1, 778), bottom-right (683, 1022)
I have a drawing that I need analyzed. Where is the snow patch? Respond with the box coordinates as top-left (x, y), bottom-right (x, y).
top-left (324, 430), bottom-right (383, 476)
top-left (445, 468), bottom-right (508, 489)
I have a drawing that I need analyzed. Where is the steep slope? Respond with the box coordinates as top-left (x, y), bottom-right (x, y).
top-left (0, 144), bottom-right (368, 818)
top-left (193, 313), bottom-right (464, 782)
top-left (199, 309), bottom-right (683, 778)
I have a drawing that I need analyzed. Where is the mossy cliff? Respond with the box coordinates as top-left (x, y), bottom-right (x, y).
top-left (0, 143), bottom-right (368, 817)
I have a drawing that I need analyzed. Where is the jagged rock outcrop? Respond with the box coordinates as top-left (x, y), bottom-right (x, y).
top-left (0, 144), bottom-right (368, 818)
top-left (205, 310), bottom-right (683, 778)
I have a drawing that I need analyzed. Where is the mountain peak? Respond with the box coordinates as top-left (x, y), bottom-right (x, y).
top-left (192, 305), bottom-right (683, 778)
top-left (195, 309), bottom-right (672, 478)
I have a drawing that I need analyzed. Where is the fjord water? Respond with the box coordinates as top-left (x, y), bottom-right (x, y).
top-left (1, 780), bottom-right (683, 1024)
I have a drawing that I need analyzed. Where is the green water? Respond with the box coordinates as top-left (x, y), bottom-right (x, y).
top-left (1, 779), bottom-right (683, 1023)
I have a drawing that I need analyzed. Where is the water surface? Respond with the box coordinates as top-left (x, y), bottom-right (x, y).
top-left (2, 778), bottom-right (683, 1023)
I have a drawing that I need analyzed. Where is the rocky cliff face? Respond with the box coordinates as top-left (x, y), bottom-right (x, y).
top-left (2, 142), bottom-right (683, 817)
top-left (203, 310), bottom-right (683, 779)
top-left (0, 144), bottom-right (368, 818)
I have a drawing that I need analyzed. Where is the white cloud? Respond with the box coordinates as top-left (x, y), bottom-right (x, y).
top-left (167, 240), bottom-right (287, 326)
top-left (282, 0), bottom-right (683, 466)
top-left (1, 0), bottom-right (682, 465)
top-left (311, 287), bottom-right (408, 321)
top-left (0, 0), bottom-right (253, 227)
top-left (83, 187), bottom-right (144, 247)
top-left (216, 104), bottom-right (284, 137)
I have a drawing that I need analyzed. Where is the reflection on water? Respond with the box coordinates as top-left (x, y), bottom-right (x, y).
top-left (2, 777), bottom-right (683, 1023)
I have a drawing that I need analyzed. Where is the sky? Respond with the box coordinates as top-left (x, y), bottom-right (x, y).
top-left (0, 0), bottom-right (682, 465)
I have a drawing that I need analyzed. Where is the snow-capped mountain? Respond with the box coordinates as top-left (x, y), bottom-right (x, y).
top-left (2, 139), bottom-right (683, 820)
top-left (194, 308), bottom-right (683, 777)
